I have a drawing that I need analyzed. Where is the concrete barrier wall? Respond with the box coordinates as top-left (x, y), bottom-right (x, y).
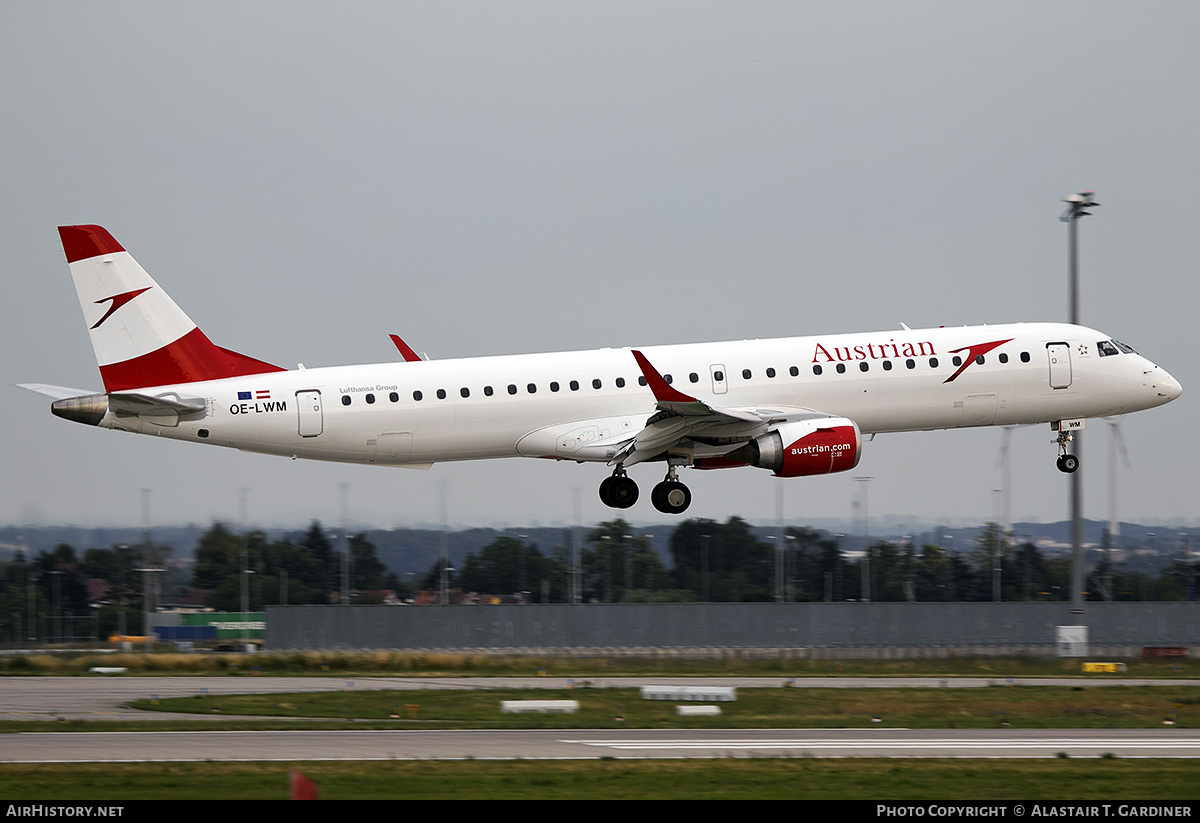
top-left (265, 602), bottom-right (1200, 654)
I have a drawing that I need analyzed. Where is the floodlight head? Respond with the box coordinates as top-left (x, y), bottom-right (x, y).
top-left (1060, 190), bottom-right (1100, 222)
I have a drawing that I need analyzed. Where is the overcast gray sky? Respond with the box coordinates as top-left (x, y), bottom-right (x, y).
top-left (3, 2), bottom-right (1197, 532)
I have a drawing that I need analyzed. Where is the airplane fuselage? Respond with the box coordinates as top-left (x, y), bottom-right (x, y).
top-left (80, 322), bottom-right (1177, 469)
top-left (28, 225), bottom-right (1182, 515)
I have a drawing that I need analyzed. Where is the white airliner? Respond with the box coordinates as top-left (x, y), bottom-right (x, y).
top-left (21, 225), bottom-right (1182, 514)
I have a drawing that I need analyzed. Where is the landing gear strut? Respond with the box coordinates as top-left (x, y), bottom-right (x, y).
top-left (599, 467), bottom-right (638, 509)
top-left (1054, 429), bottom-right (1080, 474)
top-left (650, 463), bottom-right (692, 514)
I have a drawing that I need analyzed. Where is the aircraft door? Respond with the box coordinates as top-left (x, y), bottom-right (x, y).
top-left (710, 364), bottom-right (728, 395)
top-left (296, 390), bottom-right (323, 437)
top-left (1046, 343), bottom-right (1072, 390)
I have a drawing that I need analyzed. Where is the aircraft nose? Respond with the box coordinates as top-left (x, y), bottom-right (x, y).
top-left (1152, 367), bottom-right (1182, 402)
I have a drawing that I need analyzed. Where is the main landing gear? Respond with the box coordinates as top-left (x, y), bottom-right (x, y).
top-left (650, 464), bottom-right (692, 515)
top-left (598, 464), bottom-right (693, 514)
top-left (598, 469), bottom-right (639, 509)
top-left (1054, 429), bottom-right (1080, 474)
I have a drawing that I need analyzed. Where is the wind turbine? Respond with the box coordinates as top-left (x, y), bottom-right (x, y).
top-left (1097, 417), bottom-right (1132, 601)
top-left (1105, 417), bottom-right (1132, 547)
top-left (995, 426), bottom-right (1014, 541)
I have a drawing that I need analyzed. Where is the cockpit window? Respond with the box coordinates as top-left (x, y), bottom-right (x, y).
top-left (1113, 339), bottom-right (1136, 354)
top-left (1098, 340), bottom-right (1120, 357)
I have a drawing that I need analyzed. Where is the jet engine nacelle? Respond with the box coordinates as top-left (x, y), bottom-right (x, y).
top-left (728, 418), bottom-right (862, 477)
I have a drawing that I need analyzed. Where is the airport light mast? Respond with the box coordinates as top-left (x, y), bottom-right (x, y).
top-left (1060, 190), bottom-right (1099, 616)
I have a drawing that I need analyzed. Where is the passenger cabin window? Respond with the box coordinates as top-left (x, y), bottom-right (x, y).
top-left (616, 377), bottom-right (626, 388)
top-left (836, 363), bottom-right (846, 374)
top-left (813, 365), bottom-right (823, 375)
top-left (592, 379), bottom-right (602, 389)
top-left (389, 392), bottom-right (399, 402)
top-left (929, 357), bottom-right (939, 368)
top-left (689, 373), bottom-right (699, 383)
top-left (413, 390), bottom-right (423, 401)
top-left (975, 355), bottom-right (985, 365)
top-left (365, 393), bottom-right (375, 404)
top-left (882, 360), bottom-right (892, 371)
top-left (341, 395), bottom-right (351, 405)
top-left (550, 382), bottom-right (560, 392)
top-left (998, 354), bottom-right (1008, 364)
top-left (570, 380), bottom-right (580, 391)
top-left (1020, 352), bottom-right (1031, 363)
top-left (766, 368), bottom-right (776, 378)
top-left (742, 369), bottom-right (752, 380)
top-left (437, 389), bottom-right (446, 399)
top-left (508, 384), bottom-right (517, 395)
top-left (859, 362), bottom-right (869, 372)
top-left (484, 386), bottom-right (493, 396)
top-left (789, 366), bottom-right (799, 376)
top-left (460, 388), bottom-right (470, 398)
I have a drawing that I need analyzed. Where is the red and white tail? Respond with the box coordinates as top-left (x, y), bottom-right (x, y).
top-left (58, 225), bottom-right (284, 392)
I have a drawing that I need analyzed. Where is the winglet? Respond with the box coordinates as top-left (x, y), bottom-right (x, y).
top-left (631, 350), bottom-right (698, 403)
top-left (389, 334), bottom-right (423, 363)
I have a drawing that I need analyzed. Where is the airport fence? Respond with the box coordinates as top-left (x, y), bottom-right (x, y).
top-left (265, 601), bottom-right (1200, 657)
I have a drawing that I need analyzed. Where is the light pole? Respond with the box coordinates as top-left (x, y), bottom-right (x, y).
top-left (1061, 190), bottom-right (1099, 616)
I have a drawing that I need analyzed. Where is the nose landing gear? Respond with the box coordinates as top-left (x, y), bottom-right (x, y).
top-left (1054, 428), bottom-right (1080, 473)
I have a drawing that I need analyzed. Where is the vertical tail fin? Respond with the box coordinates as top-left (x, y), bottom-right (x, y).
top-left (58, 225), bottom-right (284, 391)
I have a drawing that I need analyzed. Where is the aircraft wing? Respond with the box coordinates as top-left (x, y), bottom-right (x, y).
top-left (610, 351), bottom-right (833, 466)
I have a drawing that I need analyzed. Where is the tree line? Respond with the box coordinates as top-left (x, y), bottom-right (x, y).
top-left (425, 518), bottom-right (1193, 605)
top-left (1, 517), bottom-right (1193, 642)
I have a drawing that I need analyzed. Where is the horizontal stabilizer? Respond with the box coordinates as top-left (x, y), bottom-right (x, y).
top-left (16, 383), bottom-right (99, 400)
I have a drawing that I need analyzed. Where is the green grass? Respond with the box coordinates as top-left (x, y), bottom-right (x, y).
top-left (124, 685), bottom-right (1200, 730)
top-left (6, 660), bottom-right (1200, 801)
top-left (2, 759), bottom-right (1198, 800)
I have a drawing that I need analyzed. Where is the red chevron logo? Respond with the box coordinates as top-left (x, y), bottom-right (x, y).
top-left (91, 287), bottom-right (151, 329)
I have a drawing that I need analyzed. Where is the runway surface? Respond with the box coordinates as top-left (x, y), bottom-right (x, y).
top-left (7, 728), bottom-right (1200, 762)
top-left (3, 675), bottom-right (1198, 761)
